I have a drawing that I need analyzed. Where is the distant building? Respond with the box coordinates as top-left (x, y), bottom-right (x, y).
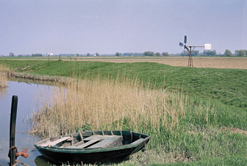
top-left (9, 52), bottom-right (14, 57)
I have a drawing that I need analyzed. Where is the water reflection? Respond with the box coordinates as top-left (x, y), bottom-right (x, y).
top-left (0, 79), bottom-right (57, 166)
top-left (0, 87), bottom-right (7, 98)
top-left (35, 156), bottom-right (55, 166)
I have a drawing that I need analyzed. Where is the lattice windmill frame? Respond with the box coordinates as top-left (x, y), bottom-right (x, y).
top-left (179, 36), bottom-right (211, 67)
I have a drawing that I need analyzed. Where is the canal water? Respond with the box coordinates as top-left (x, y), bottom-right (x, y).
top-left (0, 80), bottom-right (57, 166)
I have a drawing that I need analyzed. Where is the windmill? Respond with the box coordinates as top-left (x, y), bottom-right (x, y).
top-left (179, 36), bottom-right (211, 67)
top-left (179, 36), bottom-right (187, 58)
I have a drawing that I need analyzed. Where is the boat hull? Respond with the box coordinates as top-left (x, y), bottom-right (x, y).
top-left (35, 130), bottom-right (150, 164)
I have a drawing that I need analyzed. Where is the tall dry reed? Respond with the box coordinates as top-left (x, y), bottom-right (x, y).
top-left (30, 76), bottom-right (213, 138)
top-left (0, 64), bottom-right (9, 88)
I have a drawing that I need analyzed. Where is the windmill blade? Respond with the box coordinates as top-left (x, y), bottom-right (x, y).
top-left (184, 35), bottom-right (187, 44)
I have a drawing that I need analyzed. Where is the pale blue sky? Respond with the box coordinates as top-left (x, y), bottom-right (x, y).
top-left (0, 0), bottom-right (246, 55)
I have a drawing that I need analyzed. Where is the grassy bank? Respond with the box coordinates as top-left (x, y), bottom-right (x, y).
top-left (29, 75), bottom-right (247, 165)
top-left (1, 59), bottom-right (247, 165)
top-left (1, 60), bottom-right (247, 111)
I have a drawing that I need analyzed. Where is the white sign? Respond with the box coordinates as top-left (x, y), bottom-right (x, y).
top-left (204, 43), bottom-right (212, 50)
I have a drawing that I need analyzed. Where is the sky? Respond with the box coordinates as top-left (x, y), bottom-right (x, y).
top-left (0, 0), bottom-right (246, 55)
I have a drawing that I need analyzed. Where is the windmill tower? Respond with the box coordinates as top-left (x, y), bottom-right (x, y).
top-left (179, 36), bottom-right (211, 67)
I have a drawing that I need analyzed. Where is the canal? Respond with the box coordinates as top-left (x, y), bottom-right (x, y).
top-left (0, 80), bottom-right (57, 166)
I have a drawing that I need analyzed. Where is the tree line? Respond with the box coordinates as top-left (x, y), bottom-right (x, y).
top-left (179, 49), bottom-right (247, 57)
top-left (115, 49), bottom-right (246, 57)
top-left (115, 51), bottom-right (169, 57)
top-left (7, 49), bottom-right (247, 58)
top-left (217, 49), bottom-right (246, 56)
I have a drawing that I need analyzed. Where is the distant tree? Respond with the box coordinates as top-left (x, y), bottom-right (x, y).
top-left (155, 52), bottom-right (161, 56)
top-left (123, 53), bottom-right (134, 56)
top-left (203, 50), bottom-right (217, 56)
top-left (144, 51), bottom-right (154, 56)
top-left (115, 52), bottom-right (120, 56)
top-left (193, 50), bottom-right (199, 56)
top-left (182, 50), bottom-right (199, 56)
top-left (95, 53), bottom-right (99, 56)
top-left (224, 49), bottom-right (232, 56)
top-left (235, 50), bottom-right (245, 56)
top-left (32, 53), bottom-right (42, 57)
top-left (162, 52), bottom-right (169, 56)
top-left (238, 50), bottom-right (245, 56)
top-left (87, 53), bottom-right (90, 56)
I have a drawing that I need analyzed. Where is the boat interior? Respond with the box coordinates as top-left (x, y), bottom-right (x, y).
top-left (36, 131), bottom-right (147, 149)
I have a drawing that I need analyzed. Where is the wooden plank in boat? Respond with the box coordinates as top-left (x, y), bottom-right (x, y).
top-left (66, 141), bottom-right (82, 148)
top-left (88, 136), bottom-right (123, 148)
top-left (84, 135), bottom-right (122, 141)
top-left (40, 137), bottom-right (70, 146)
top-left (74, 139), bottom-right (100, 148)
top-left (130, 138), bottom-right (144, 145)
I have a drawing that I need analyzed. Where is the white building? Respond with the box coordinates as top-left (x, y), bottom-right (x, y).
top-left (46, 52), bottom-right (54, 56)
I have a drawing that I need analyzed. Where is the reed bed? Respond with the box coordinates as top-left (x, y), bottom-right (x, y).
top-left (30, 76), bottom-right (214, 140)
top-left (0, 64), bottom-right (9, 88)
top-left (10, 72), bottom-right (74, 84)
top-left (0, 86), bottom-right (7, 98)
top-left (28, 73), bottom-right (247, 165)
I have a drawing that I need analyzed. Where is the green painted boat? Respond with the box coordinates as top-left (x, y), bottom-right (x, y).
top-left (34, 130), bottom-right (150, 164)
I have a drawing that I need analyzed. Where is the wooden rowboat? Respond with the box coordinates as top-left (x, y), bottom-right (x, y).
top-left (34, 130), bottom-right (150, 164)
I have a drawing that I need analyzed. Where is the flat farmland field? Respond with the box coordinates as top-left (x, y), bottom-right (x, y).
top-left (3, 56), bottom-right (247, 69)
top-left (62, 56), bottom-right (247, 69)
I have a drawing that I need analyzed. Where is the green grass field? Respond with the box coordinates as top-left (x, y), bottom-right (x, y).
top-left (1, 59), bottom-right (247, 165)
top-left (2, 59), bottom-right (246, 111)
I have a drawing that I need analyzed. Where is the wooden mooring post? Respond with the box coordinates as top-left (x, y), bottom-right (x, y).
top-left (9, 95), bottom-right (18, 166)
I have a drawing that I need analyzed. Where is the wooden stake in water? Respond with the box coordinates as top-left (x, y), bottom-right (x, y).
top-left (9, 95), bottom-right (18, 166)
